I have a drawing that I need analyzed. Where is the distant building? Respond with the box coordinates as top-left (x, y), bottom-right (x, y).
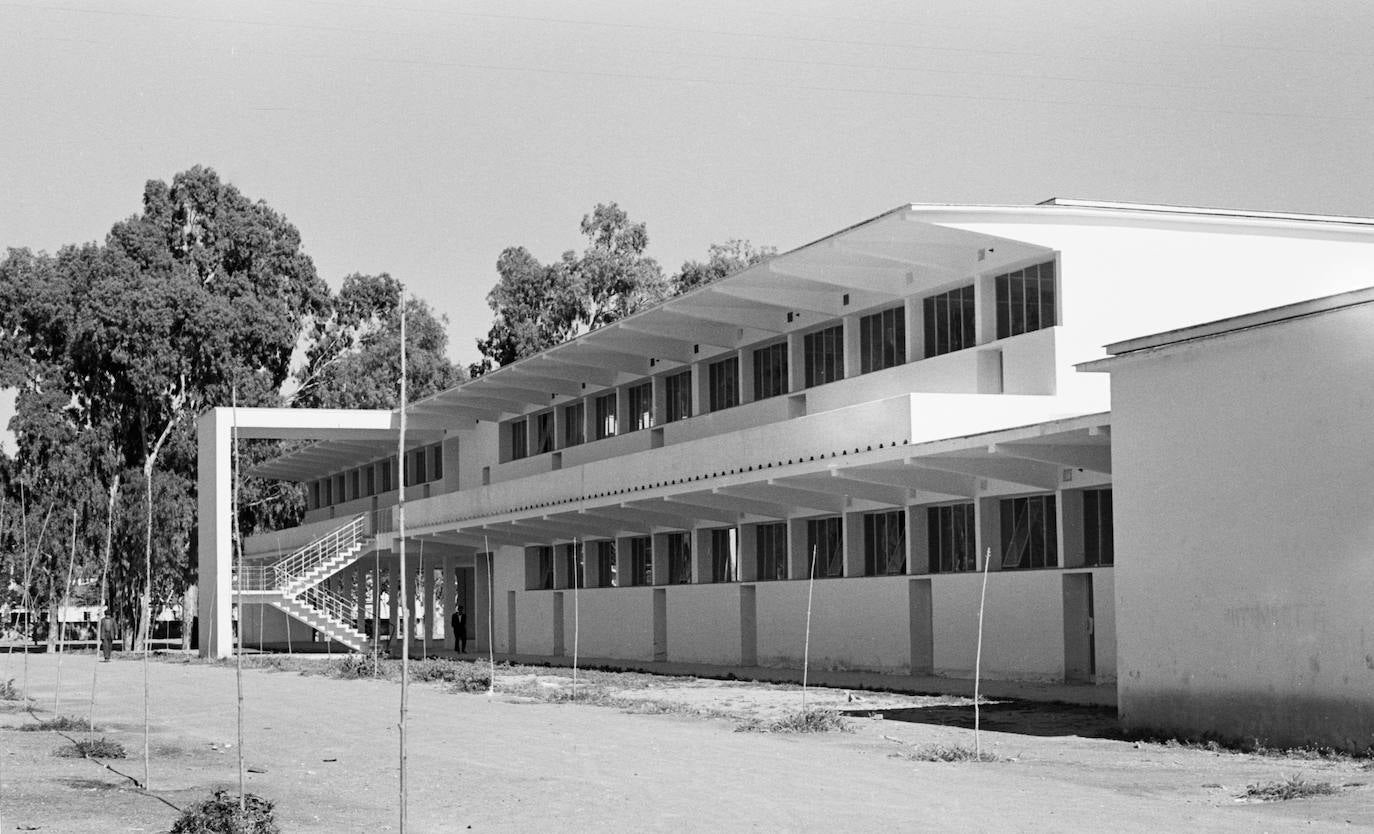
top-left (199, 200), bottom-right (1374, 749)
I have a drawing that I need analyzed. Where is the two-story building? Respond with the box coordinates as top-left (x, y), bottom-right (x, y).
top-left (199, 199), bottom-right (1374, 747)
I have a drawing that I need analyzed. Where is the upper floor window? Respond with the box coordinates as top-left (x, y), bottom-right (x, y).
top-left (806, 517), bottom-right (844, 578)
top-left (995, 260), bottom-right (1056, 339)
top-left (510, 420), bottom-right (529, 461)
top-left (667, 532), bottom-right (692, 584)
top-left (864, 510), bottom-right (906, 575)
top-left (1083, 488), bottom-right (1113, 566)
top-left (1000, 494), bottom-right (1057, 569)
top-left (627, 382), bottom-right (653, 432)
top-left (594, 393), bottom-right (617, 440)
top-left (406, 449), bottom-right (426, 486)
top-left (630, 536), bottom-right (653, 586)
top-left (535, 411), bottom-right (555, 454)
top-left (364, 466), bottom-right (376, 497)
top-left (753, 342), bottom-right (788, 400)
top-left (665, 370), bottom-right (692, 423)
top-left (708, 356), bottom-right (739, 412)
top-left (709, 528), bottom-right (737, 583)
top-left (379, 458), bottom-right (394, 493)
top-left (803, 325), bottom-right (844, 388)
top-left (349, 469), bottom-right (360, 501)
top-left (927, 503), bottom-right (976, 573)
top-left (563, 402), bottom-right (585, 447)
top-left (923, 285), bottom-right (975, 358)
top-left (755, 522), bottom-right (788, 581)
top-left (859, 306), bottom-right (906, 373)
top-left (430, 444), bottom-right (443, 481)
top-left (333, 474), bottom-right (345, 503)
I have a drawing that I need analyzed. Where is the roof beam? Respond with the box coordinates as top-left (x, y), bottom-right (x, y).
top-left (995, 442), bottom-right (1111, 474)
top-left (619, 312), bottom-right (747, 349)
top-left (594, 330), bottom-right (696, 365)
top-left (842, 464), bottom-right (978, 498)
top-left (780, 472), bottom-right (911, 506)
top-left (666, 492), bottom-right (790, 520)
top-left (715, 482), bottom-right (845, 515)
top-left (556, 345), bottom-right (651, 376)
top-left (918, 455), bottom-right (1061, 491)
top-left (524, 356), bottom-right (620, 388)
top-left (578, 510), bottom-right (653, 535)
top-left (490, 368), bottom-right (586, 397)
top-left (628, 498), bottom-right (742, 525)
top-left (663, 300), bottom-right (789, 334)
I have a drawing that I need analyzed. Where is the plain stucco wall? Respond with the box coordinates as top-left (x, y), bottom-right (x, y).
top-left (931, 571), bottom-right (1067, 681)
top-left (663, 585), bottom-right (743, 665)
top-left (1109, 302), bottom-right (1374, 750)
top-left (753, 577), bottom-right (912, 673)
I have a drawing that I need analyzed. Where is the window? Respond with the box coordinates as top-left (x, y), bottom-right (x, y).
top-left (709, 528), bottom-right (737, 583)
top-left (333, 474), bottom-right (345, 503)
top-left (594, 393), bottom-right (617, 440)
top-left (431, 444), bottom-right (443, 480)
top-left (563, 402), bottom-right (585, 447)
top-left (859, 306), bottom-right (906, 373)
top-left (806, 517), bottom-right (844, 578)
top-left (864, 510), bottom-right (906, 575)
top-left (1000, 495), bottom-right (1057, 569)
top-left (563, 542), bottom-right (585, 588)
top-left (995, 260), bottom-right (1056, 339)
top-left (923, 285), bottom-right (975, 358)
top-left (667, 533), bottom-right (692, 584)
top-left (628, 382), bottom-right (653, 432)
top-left (530, 546), bottom-right (553, 591)
top-left (1083, 488), bottom-right (1113, 566)
top-left (596, 540), bottom-right (617, 587)
top-left (665, 370), bottom-right (692, 423)
top-left (364, 466), bottom-right (375, 497)
top-left (803, 325), bottom-right (844, 388)
top-left (380, 458), bottom-right (393, 493)
top-left (408, 449), bottom-right (426, 486)
top-left (753, 342), bottom-right (788, 400)
top-left (927, 503), bottom-right (976, 573)
top-left (708, 356), bottom-right (739, 412)
top-left (510, 420), bottom-right (528, 460)
top-left (630, 537), bottom-right (653, 586)
top-left (755, 523), bottom-right (788, 581)
top-left (310, 481), bottom-right (321, 510)
top-left (535, 411), bottom-right (555, 454)
top-left (349, 469), bottom-right (360, 500)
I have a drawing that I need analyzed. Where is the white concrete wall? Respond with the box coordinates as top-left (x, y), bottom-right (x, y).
top-left (931, 571), bottom-right (1066, 682)
top-left (1107, 301), bottom-right (1374, 749)
top-left (566, 587), bottom-right (656, 661)
top-left (663, 585), bottom-right (743, 665)
top-left (239, 602), bottom-right (315, 645)
top-left (754, 577), bottom-right (911, 672)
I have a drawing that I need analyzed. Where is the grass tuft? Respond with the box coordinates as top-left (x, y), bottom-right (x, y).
top-left (0, 678), bottom-right (21, 700)
top-left (892, 743), bottom-right (1003, 762)
top-left (735, 708), bottom-right (850, 734)
top-left (1242, 775), bottom-right (1339, 801)
top-left (18, 716), bottom-right (90, 732)
top-left (170, 789), bottom-right (280, 833)
top-left (55, 738), bottom-right (127, 759)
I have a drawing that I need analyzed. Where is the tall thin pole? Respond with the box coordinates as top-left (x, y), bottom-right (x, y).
top-left (232, 388), bottom-right (246, 809)
top-left (396, 300), bottom-right (409, 833)
top-left (419, 538), bottom-right (426, 658)
top-left (801, 545), bottom-right (818, 714)
top-left (974, 546), bottom-right (992, 761)
top-left (89, 476), bottom-right (117, 736)
top-left (54, 507), bottom-right (78, 714)
top-left (372, 537), bottom-right (380, 674)
top-left (485, 540), bottom-right (494, 698)
top-left (572, 538), bottom-right (580, 701)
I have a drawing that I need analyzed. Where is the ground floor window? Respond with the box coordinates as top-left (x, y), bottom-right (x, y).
top-left (1000, 494), bottom-right (1057, 569)
top-left (806, 517), bottom-right (843, 578)
top-left (667, 533), bottom-right (691, 584)
top-left (755, 523), bottom-right (788, 581)
top-left (563, 541), bottom-right (585, 589)
top-left (864, 510), bottom-right (906, 575)
top-left (1083, 488), bottom-right (1113, 566)
top-left (596, 540), bottom-right (617, 587)
top-left (927, 503), bottom-right (976, 573)
top-left (630, 537), bottom-right (653, 586)
top-left (709, 528), bottom-right (737, 582)
top-left (529, 546), bottom-right (553, 590)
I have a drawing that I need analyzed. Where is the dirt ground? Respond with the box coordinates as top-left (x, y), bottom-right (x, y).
top-left (1, 651), bottom-right (1370, 832)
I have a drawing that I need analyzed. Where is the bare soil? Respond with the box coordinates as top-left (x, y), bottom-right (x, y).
top-left (1, 651), bottom-right (1370, 832)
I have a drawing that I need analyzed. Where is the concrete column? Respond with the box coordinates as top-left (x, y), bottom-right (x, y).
top-left (651, 532), bottom-right (670, 586)
top-left (975, 270), bottom-right (996, 346)
top-left (738, 523), bottom-right (759, 582)
top-left (904, 295), bottom-right (921, 365)
top-left (423, 554), bottom-right (437, 643)
top-left (615, 535), bottom-right (635, 586)
top-left (843, 512), bottom-right (866, 577)
top-left (388, 555), bottom-right (400, 639)
top-left (1060, 488), bottom-right (1085, 568)
top-left (787, 332), bottom-right (806, 392)
top-left (740, 347), bottom-right (757, 403)
top-left (842, 314), bottom-right (862, 378)
top-left (196, 409), bottom-right (232, 659)
top-left (354, 566), bottom-right (367, 631)
top-left (692, 528), bottom-right (713, 584)
top-left (553, 543), bottom-right (570, 590)
top-left (443, 554), bottom-right (457, 642)
top-left (908, 504), bottom-right (930, 575)
top-left (977, 495), bottom-right (1002, 572)
top-left (473, 552), bottom-right (492, 652)
top-left (787, 518), bottom-right (810, 579)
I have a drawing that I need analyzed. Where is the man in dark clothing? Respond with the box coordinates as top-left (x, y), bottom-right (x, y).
top-left (450, 606), bottom-right (467, 654)
top-left (98, 611), bottom-right (117, 661)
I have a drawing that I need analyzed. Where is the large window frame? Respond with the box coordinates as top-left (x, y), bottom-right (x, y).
top-left (1000, 494), bottom-right (1058, 570)
top-left (755, 522), bottom-right (788, 581)
top-left (927, 503), bottom-right (976, 573)
top-left (863, 510), bottom-right (906, 576)
top-left (803, 325), bottom-right (844, 388)
top-left (510, 420), bottom-right (529, 461)
top-left (708, 356), bottom-right (739, 412)
top-left (630, 536), bottom-right (653, 586)
top-left (709, 528), bottom-right (737, 583)
top-left (594, 393), bottom-right (617, 440)
top-left (596, 540), bottom-right (617, 587)
top-left (664, 370), bottom-right (692, 423)
top-left (995, 260), bottom-right (1057, 340)
top-left (923, 284), bottom-right (976, 358)
top-left (806, 517), bottom-right (844, 578)
top-left (753, 342), bottom-right (788, 400)
top-left (627, 382), bottom-right (653, 432)
top-left (1083, 488), bottom-right (1114, 566)
top-left (667, 532), bottom-right (692, 584)
top-left (859, 306), bottom-right (906, 374)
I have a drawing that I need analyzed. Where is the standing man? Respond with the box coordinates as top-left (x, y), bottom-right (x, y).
top-left (450, 605), bottom-right (467, 654)
top-left (98, 609), bottom-right (117, 662)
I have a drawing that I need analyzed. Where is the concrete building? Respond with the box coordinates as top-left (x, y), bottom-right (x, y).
top-left (198, 200), bottom-right (1374, 747)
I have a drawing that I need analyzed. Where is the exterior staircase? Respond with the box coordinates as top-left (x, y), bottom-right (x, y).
top-left (233, 515), bottom-right (375, 652)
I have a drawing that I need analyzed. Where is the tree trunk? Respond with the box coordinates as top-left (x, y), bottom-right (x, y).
top-left (46, 598), bottom-right (59, 652)
top-left (181, 585), bottom-right (197, 650)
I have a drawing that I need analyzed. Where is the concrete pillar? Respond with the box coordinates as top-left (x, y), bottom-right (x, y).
top-left (977, 495), bottom-right (1002, 572)
top-left (692, 528), bottom-right (713, 584)
top-left (443, 554), bottom-right (457, 642)
top-left (196, 409), bottom-right (232, 659)
top-left (474, 552), bottom-right (492, 652)
top-left (844, 512), bottom-right (865, 577)
top-left (842, 314), bottom-right (862, 378)
top-left (738, 523), bottom-right (759, 582)
top-left (787, 332), bottom-right (806, 392)
top-left (423, 553), bottom-right (437, 643)
top-left (553, 542), bottom-right (570, 590)
top-left (615, 535), bottom-right (635, 586)
top-left (651, 532), bottom-right (669, 586)
top-left (904, 295), bottom-right (921, 365)
top-left (740, 347), bottom-right (757, 403)
top-left (388, 555), bottom-right (400, 639)
top-left (908, 503), bottom-right (930, 575)
top-left (975, 270), bottom-right (996, 346)
top-left (787, 518), bottom-right (810, 579)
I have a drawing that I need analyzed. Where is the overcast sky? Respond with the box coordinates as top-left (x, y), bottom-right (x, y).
top-left (2, 0), bottom-right (1373, 448)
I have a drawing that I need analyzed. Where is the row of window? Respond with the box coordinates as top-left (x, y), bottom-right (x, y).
top-left (525, 489), bottom-right (1111, 589)
top-left (306, 443), bottom-right (444, 510)
top-left (505, 260), bottom-right (1057, 461)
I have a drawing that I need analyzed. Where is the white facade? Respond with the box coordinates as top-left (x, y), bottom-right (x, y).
top-left (200, 200), bottom-right (1374, 746)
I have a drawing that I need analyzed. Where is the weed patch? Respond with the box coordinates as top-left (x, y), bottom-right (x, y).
top-left (735, 708), bottom-right (850, 734)
top-left (1242, 775), bottom-right (1339, 801)
top-left (892, 743), bottom-right (1002, 762)
top-left (18, 716), bottom-right (90, 732)
top-left (0, 678), bottom-right (21, 700)
top-left (170, 789), bottom-right (280, 833)
top-left (54, 738), bottom-right (127, 759)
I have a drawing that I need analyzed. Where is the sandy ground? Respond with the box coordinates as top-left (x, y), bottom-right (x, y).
top-left (1, 651), bottom-right (1371, 832)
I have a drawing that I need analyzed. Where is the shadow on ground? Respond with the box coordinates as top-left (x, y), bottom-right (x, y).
top-left (846, 699), bottom-right (1123, 739)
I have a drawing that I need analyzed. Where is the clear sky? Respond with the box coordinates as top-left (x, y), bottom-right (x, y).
top-left (2, 0), bottom-right (1373, 449)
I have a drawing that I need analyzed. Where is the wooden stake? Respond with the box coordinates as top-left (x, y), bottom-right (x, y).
top-left (232, 388), bottom-right (246, 810)
top-left (53, 507), bottom-right (78, 715)
top-left (974, 546), bottom-right (992, 761)
top-left (802, 545), bottom-right (818, 714)
top-left (485, 541), bottom-right (495, 698)
top-left (572, 538), bottom-right (580, 702)
top-left (89, 475), bottom-right (118, 736)
top-left (397, 300), bottom-right (409, 833)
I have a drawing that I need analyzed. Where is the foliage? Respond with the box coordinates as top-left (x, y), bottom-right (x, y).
top-left (1242, 775), bottom-right (1339, 801)
top-left (54, 737), bottom-right (127, 759)
top-left (170, 789), bottom-right (280, 834)
top-left (0, 678), bottom-right (20, 700)
top-left (18, 715), bottom-right (90, 732)
top-left (893, 743), bottom-right (1002, 762)
top-left (672, 238), bottom-right (775, 294)
top-left (734, 708), bottom-right (850, 734)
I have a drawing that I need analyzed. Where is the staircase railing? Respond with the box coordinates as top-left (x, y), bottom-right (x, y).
top-left (274, 514), bottom-right (369, 583)
top-left (295, 584), bottom-right (362, 632)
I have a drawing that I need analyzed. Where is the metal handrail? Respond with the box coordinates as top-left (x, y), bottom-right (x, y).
top-left (296, 584), bottom-right (363, 632)
top-left (273, 514), bottom-right (369, 583)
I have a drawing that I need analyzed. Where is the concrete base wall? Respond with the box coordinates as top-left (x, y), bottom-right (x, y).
top-left (239, 603), bottom-right (315, 646)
